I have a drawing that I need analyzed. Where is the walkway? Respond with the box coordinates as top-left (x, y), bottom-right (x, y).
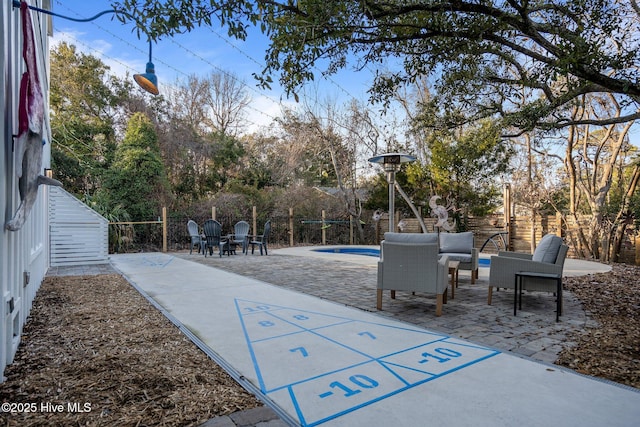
top-left (102, 249), bottom-right (638, 427)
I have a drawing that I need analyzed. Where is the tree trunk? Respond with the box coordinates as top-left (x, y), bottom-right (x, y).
top-left (611, 163), bottom-right (640, 261)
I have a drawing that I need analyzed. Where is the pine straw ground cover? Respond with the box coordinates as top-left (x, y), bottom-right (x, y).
top-left (0, 274), bottom-right (262, 427)
top-left (556, 263), bottom-right (640, 389)
top-left (0, 264), bottom-right (639, 426)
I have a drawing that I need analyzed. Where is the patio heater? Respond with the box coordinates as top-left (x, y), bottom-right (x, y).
top-left (368, 153), bottom-right (416, 232)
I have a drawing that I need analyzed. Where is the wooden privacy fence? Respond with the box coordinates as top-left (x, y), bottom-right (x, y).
top-left (108, 207), bottom-right (639, 264)
top-left (394, 213), bottom-right (638, 265)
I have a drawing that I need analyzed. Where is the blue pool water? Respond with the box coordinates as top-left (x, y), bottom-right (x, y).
top-left (312, 247), bottom-right (381, 257)
top-left (313, 247), bottom-right (492, 266)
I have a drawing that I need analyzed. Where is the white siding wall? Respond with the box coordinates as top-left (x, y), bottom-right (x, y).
top-left (49, 187), bottom-right (109, 266)
top-left (1, 1), bottom-right (52, 381)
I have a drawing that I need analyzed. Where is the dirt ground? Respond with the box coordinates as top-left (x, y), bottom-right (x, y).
top-left (0, 263), bottom-right (638, 426)
top-left (0, 274), bottom-right (262, 427)
top-left (555, 263), bottom-right (640, 389)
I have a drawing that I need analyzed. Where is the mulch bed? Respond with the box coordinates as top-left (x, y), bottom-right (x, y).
top-left (555, 263), bottom-right (640, 389)
top-left (1, 263), bottom-right (638, 426)
top-left (0, 274), bottom-right (261, 426)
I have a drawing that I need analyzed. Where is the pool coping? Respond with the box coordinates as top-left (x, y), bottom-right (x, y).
top-left (272, 245), bottom-right (612, 277)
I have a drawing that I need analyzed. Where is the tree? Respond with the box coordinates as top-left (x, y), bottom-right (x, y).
top-left (203, 131), bottom-right (246, 192)
top-left (202, 71), bottom-right (252, 138)
top-left (390, 79), bottom-right (512, 218)
top-left (424, 120), bottom-right (511, 216)
top-left (609, 157), bottom-right (640, 261)
top-left (561, 95), bottom-right (639, 261)
top-left (50, 43), bottom-right (121, 196)
top-left (508, 132), bottom-right (565, 253)
top-left (365, 118), bottom-right (512, 224)
top-left (100, 112), bottom-right (170, 220)
top-left (160, 72), bottom-right (250, 204)
top-left (270, 99), bottom-right (378, 242)
top-left (116, 0), bottom-right (640, 131)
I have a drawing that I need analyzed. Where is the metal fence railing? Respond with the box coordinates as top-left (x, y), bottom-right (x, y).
top-left (108, 209), bottom-right (380, 254)
top-left (107, 208), bottom-right (639, 264)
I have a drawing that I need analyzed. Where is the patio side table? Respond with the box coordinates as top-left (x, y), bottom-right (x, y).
top-left (514, 271), bottom-right (563, 322)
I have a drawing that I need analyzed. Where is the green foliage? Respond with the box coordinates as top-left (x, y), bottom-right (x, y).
top-left (116, 0), bottom-right (640, 131)
top-left (50, 43), bottom-right (120, 196)
top-left (362, 173), bottom-right (393, 212)
top-left (242, 157), bottom-right (274, 189)
top-left (101, 113), bottom-right (170, 220)
top-left (216, 179), bottom-right (273, 218)
top-left (425, 120), bottom-right (512, 215)
top-left (364, 121), bottom-right (511, 217)
top-left (81, 192), bottom-right (135, 253)
top-left (171, 161), bottom-right (199, 207)
top-left (205, 132), bottom-right (246, 189)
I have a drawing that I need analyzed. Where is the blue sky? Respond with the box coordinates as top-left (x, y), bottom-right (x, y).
top-left (48, 0), bottom-right (378, 133)
top-left (47, 0), bottom-right (639, 149)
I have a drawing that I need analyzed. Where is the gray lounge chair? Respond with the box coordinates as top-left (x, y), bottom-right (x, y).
top-left (438, 231), bottom-right (479, 284)
top-left (488, 233), bottom-right (569, 305)
top-left (377, 232), bottom-right (449, 316)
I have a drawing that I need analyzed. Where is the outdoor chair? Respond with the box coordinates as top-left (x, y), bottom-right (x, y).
top-left (377, 232), bottom-right (449, 316)
top-left (247, 220), bottom-right (270, 255)
top-left (488, 233), bottom-right (569, 305)
top-left (231, 220), bottom-right (250, 254)
top-left (187, 220), bottom-right (202, 255)
top-left (203, 219), bottom-right (229, 257)
top-left (438, 231), bottom-right (479, 284)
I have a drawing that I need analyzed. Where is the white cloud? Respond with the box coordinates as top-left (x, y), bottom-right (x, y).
top-left (244, 95), bottom-right (290, 134)
top-left (51, 29), bottom-right (144, 80)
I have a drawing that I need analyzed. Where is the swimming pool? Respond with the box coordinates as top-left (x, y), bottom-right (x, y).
top-left (312, 247), bottom-right (381, 257)
top-left (312, 247), bottom-right (492, 266)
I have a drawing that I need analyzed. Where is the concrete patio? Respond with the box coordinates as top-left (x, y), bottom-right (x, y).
top-left (91, 248), bottom-right (639, 427)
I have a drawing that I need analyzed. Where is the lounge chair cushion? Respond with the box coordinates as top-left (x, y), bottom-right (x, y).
top-left (439, 231), bottom-right (473, 254)
top-left (383, 232), bottom-right (438, 245)
top-left (532, 234), bottom-right (563, 263)
top-left (440, 252), bottom-right (472, 263)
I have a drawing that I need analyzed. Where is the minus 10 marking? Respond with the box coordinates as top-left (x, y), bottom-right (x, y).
top-left (318, 375), bottom-right (379, 399)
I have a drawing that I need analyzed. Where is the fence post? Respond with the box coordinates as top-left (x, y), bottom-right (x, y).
top-left (289, 208), bottom-right (294, 247)
top-left (350, 215), bottom-right (354, 245)
top-left (212, 206), bottom-right (216, 220)
top-left (162, 207), bottom-right (167, 252)
top-left (252, 206), bottom-right (257, 236)
top-left (503, 183), bottom-right (511, 250)
top-left (322, 210), bottom-right (326, 245)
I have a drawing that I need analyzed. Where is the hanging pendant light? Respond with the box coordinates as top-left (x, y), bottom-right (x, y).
top-left (12, 0), bottom-right (160, 95)
top-left (133, 41), bottom-right (159, 95)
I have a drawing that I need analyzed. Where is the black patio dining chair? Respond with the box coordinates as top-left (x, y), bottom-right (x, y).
top-left (247, 220), bottom-right (271, 255)
top-left (186, 219), bottom-right (202, 254)
top-left (202, 219), bottom-right (229, 257)
top-left (231, 220), bottom-right (250, 254)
